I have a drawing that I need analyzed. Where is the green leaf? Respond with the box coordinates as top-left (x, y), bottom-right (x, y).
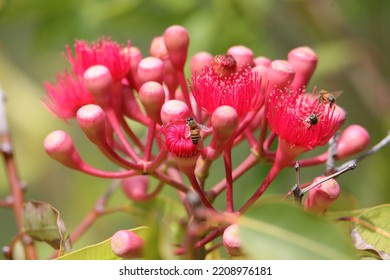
top-left (239, 200), bottom-right (357, 259)
top-left (23, 200), bottom-right (71, 256)
top-left (56, 227), bottom-right (149, 260)
top-left (349, 204), bottom-right (390, 260)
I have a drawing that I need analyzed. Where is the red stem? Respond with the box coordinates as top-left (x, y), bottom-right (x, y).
top-left (143, 121), bottom-right (156, 161)
top-left (239, 163), bottom-right (281, 213)
top-left (223, 147), bottom-right (234, 212)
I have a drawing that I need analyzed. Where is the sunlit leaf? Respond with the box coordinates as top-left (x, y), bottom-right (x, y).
top-left (23, 200), bottom-right (71, 256)
top-left (239, 200), bottom-right (357, 259)
top-left (348, 204), bottom-right (390, 260)
top-left (56, 227), bottom-right (149, 260)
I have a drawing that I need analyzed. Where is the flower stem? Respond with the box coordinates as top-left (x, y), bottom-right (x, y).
top-left (223, 146), bottom-right (234, 212)
top-left (239, 163), bottom-right (281, 213)
top-left (143, 121), bottom-right (156, 161)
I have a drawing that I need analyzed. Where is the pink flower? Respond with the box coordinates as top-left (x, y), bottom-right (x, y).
top-left (158, 118), bottom-right (199, 158)
top-left (190, 55), bottom-right (263, 118)
top-left (267, 87), bottom-right (345, 150)
top-left (43, 72), bottom-right (94, 120)
top-left (65, 38), bottom-right (131, 80)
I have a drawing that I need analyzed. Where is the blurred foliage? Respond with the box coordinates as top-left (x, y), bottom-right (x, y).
top-left (0, 0), bottom-right (390, 259)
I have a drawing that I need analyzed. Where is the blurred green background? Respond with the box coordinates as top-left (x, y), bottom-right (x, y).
top-left (1, 0), bottom-right (389, 259)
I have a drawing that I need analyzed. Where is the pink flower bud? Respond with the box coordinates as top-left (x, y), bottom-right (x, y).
top-left (137, 57), bottom-right (164, 84)
top-left (139, 81), bottom-right (166, 124)
top-left (149, 36), bottom-right (168, 60)
top-left (223, 224), bottom-right (243, 256)
top-left (304, 176), bottom-right (340, 213)
top-left (211, 106), bottom-right (239, 145)
top-left (122, 46), bottom-right (143, 90)
top-left (83, 65), bottom-right (113, 106)
top-left (266, 60), bottom-right (295, 93)
top-left (288, 46), bottom-right (318, 89)
top-left (160, 100), bottom-right (191, 125)
top-left (254, 56), bottom-right (271, 67)
top-left (44, 130), bottom-right (82, 169)
top-left (227, 45), bottom-right (254, 69)
top-left (190, 51), bottom-right (213, 77)
top-left (336, 124), bottom-right (370, 159)
top-left (77, 104), bottom-right (107, 145)
top-left (121, 175), bottom-right (150, 202)
top-left (163, 25), bottom-right (189, 71)
top-left (111, 230), bottom-right (144, 259)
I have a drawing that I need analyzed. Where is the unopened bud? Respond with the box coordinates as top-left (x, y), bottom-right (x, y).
top-left (190, 52), bottom-right (213, 77)
top-left (77, 104), bottom-right (106, 145)
top-left (149, 36), bottom-right (168, 60)
top-left (266, 60), bottom-right (295, 93)
top-left (288, 46), bottom-right (318, 89)
top-left (83, 65), bottom-right (112, 106)
top-left (121, 175), bottom-right (150, 202)
top-left (111, 230), bottom-right (144, 259)
top-left (211, 106), bottom-right (239, 145)
top-left (254, 56), bottom-right (271, 67)
top-left (163, 25), bottom-right (189, 71)
top-left (160, 100), bottom-right (191, 125)
top-left (139, 81), bottom-right (166, 124)
top-left (336, 124), bottom-right (370, 159)
top-left (304, 176), bottom-right (340, 213)
top-left (137, 57), bottom-right (164, 84)
top-left (227, 45), bottom-right (254, 69)
top-left (223, 224), bottom-right (243, 256)
top-left (44, 130), bottom-right (82, 170)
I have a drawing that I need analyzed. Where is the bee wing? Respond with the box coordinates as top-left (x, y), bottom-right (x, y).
top-left (184, 126), bottom-right (192, 138)
top-left (329, 90), bottom-right (343, 98)
top-left (198, 123), bottom-right (211, 132)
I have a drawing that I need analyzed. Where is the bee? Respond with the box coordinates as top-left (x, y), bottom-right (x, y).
top-left (304, 113), bottom-right (319, 129)
top-left (317, 89), bottom-right (343, 107)
top-left (185, 117), bottom-right (210, 147)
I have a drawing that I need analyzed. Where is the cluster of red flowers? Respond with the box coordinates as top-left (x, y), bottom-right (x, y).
top-left (43, 25), bottom-right (370, 256)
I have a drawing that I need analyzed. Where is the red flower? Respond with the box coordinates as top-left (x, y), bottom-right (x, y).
top-left (65, 38), bottom-right (131, 80)
top-left (190, 56), bottom-right (263, 118)
top-left (44, 72), bottom-right (94, 120)
top-left (267, 87), bottom-right (345, 150)
top-left (158, 119), bottom-right (199, 158)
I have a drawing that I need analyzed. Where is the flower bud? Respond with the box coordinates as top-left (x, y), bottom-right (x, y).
top-left (123, 46), bottom-right (143, 90)
top-left (223, 224), bottom-right (243, 256)
top-left (83, 65), bottom-right (113, 106)
top-left (163, 25), bottom-right (189, 71)
top-left (77, 104), bottom-right (106, 145)
top-left (254, 56), bottom-right (271, 67)
top-left (190, 51), bottom-right (213, 77)
top-left (44, 130), bottom-right (82, 169)
top-left (304, 176), bottom-right (340, 213)
top-left (211, 106), bottom-right (239, 145)
top-left (288, 46), bottom-right (318, 89)
top-left (139, 81), bottom-right (166, 124)
top-left (227, 45), bottom-right (254, 69)
top-left (336, 124), bottom-right (370, 159)
top-left (121, 175), bottom-right (150, 202)
top-left (111, 230), bottom-right (144, 259)
top-left (149, 36), bottom-right (168, 59)
top-left (137, 57), bottom-right (164, 84)
top-left (266, 60), bottom-right (295, 93)
top-left (160, 100), bottom-right (191, 125)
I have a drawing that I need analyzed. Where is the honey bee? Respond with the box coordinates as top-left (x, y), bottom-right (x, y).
top-left (317, 89), bottom-right (343, 107)
top-left (304, 113), bottom-right (319, 129)
top-left (185, 117), bottom-right (210, 147)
